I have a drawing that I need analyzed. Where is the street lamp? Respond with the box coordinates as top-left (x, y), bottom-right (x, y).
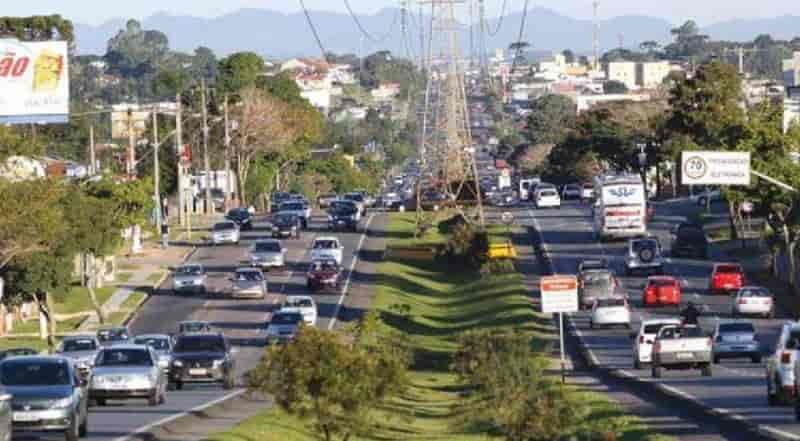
top-left (637, 143), bottom-right (647, 197)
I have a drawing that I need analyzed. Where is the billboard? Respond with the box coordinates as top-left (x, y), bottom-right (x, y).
top-left (111, 108), bottom-right (150, 140)
top-left (0, 39), bottom-right (69, 124)
top-left (681, 151), bottom-right (751, 186)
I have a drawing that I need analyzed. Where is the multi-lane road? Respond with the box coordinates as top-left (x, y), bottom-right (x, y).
top-left (518, 198), bottom-right (800, 440)
top-left (25, 211), bottom-right (387, 441)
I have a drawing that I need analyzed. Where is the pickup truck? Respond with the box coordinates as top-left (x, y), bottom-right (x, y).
top-left (309, 237), bottom-right (344, 265)
top-left (277, 200), bottom-right (312, 229)
top-left (651, 325), bottom-right (713, 378)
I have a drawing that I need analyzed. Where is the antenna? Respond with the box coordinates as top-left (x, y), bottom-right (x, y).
top-left (592, 0), bottom-right (600, 71)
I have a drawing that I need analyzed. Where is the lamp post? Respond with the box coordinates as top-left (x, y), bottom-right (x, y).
top-left (637, 143), bottom-right (647, 197)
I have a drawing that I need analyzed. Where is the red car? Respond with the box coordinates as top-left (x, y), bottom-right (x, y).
top-left (306, 259), bottom-right (342, 291)
top-left (643, 276), bottom-right (681, 306)
top-left (709, 263), bottom-right (744, 294)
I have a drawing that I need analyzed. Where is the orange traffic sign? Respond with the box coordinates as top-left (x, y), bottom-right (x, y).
top-left (540, 275), bottom-right (578, 314)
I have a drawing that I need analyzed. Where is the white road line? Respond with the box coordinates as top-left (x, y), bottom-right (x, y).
top-left (112, 389), bottom-right (246, 441)
top-left (328, 213), bottom-right (375, 331)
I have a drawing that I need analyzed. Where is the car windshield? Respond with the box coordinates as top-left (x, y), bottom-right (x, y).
top-left (176, 266), bottom-right (203, 276)
top-left (333, 205), bottom-right (357, 215)
top-left (643, 323), bottom-right (674, 334)
top-left (210, 189), bottom-right (224, 198)
top-left (275, 214), bottom-right (297, 225)
top-left (96, 348), bottom-right (153, 367)
top-left (633, 240), bottom-right (658, 252)
top-left (314, 240), bottom-right (338, 249)
top-left (660, 327), bottom-right (704, 339)
top-left (227, 209), bottom-right (248, 219)
top-left (597, 298), bottom-right (625, 308)
top-left (180, 323), bottom-right (209, 333)
top-left (719, 323), bottom-right (755, 334)
top-left (287, 298), bottom-right (313, 308)
top-left (174, 336), bottom-right (225, 353)
top-left (716, 265), bottom-right (742, 274)
top-left (235, 271), bottom-right (263, 281)
top-left (650, 278), bottom-right (675, 287)
top-left (62, 339), bottom-right (97, 352)
top-left (539, 190), bottom-right (557, 197)
top-left (1, 361), bottom-right (71, 386)
top-left (281, 203), bottom-right (303, 211)
top-left (344, 194), bottom-right (364, 202)
top-left (255, 242), bottom-right (281, 253)
top-left (133, 337), bottom-right (170, 350)
top-left (271, 313), bottom-right (303, 325)
top-left (213, 222), bottom-right (236, 231)
top-left (583, 272), bottom-right (612, 287)
top-left (740, 288), bottom-right (770, 298)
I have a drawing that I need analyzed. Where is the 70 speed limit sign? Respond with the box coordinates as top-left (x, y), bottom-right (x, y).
top-left (681, 151), bottom-right (750, 186)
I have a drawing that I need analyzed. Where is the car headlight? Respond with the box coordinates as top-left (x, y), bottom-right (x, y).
top-left (172, 359), bottom-right (184, 367)
top-left (212, 359), bottom-right (225, 368)
top-left (327, 215), bottom-right (334, 221)
top-left (49, 397), bottom-right (73, 409)
top-left (272, 226), bottom-right (279, 231)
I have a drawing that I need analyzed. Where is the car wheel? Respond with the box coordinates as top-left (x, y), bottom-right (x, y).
top-left (223, 374), bottom-right (235, 390)
top-left (768, 309), bottom-right (775, 319)
top-left (731, 309), bottom-right (737, 318)
top-left (78, 412), bottom-right (88, 437)
top-left (174, 381), bottom-right (183, 391)
top-left (148, 390), bottom-right (159, 407)
top-left (94, 398), bottom-right (106, 407)
top-left (701, 364), bottom-right (713, 377)
top-left (589, 321), bottom-right (594, 330)
top-left (713, 355), bottom-right (720, 364)
top-left (65, 416), bottom-right (80, 441)
top-left (634, 359), bottom-right (641, 369)
top-left (752, 355), bottom-right (762, 364)
top-left (652, 365), bottom-right (662, 378)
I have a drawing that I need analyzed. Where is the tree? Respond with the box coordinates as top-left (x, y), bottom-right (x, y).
top-left (561, 49), bottom-right (575, 64)
top-left (247, 313), bottom-right (408, 441)
top-left (218, 52), bottom-right (265, 95)
top-left (664, 20), bottom-right (709, 59)
top-left (603, 79), bottom-right (629, 94)
top-left (0, 179), bottom-right (65, 269)
top-left (526, 94), bottom-right (576, 146)
top-left (85, 178), bottom-right (153, 254)
top-left (105, 19), bottom-right (169, 77)
top-left (0, 15), bottom-right (74, 42)
top-left (190, 46), bottom-right (218, 81)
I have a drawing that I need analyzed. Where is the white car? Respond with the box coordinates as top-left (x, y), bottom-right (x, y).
top-left (211, 221), bottom-right (240, 245)
top-left (280, 296), bottom-right (318, 326)
top-left (769, 322), bottom-right (800, 405)
top-left (534, 188), bottom-right (561, 209)
top-left (631, 318), bottom-right (682, 369)
top-left (310, 237), bottom-right (344, 265)
top-left (731, 286), bottom-right (774, 318)
top-left (589, 297), bottom-right (631, 329)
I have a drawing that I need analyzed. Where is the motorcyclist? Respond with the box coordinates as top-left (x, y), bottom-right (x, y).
top-left (680, 301), bottom-right (702, 325)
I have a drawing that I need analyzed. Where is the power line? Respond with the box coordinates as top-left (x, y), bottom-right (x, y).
top-left (298, 0), bottom-right (330, 61)
top-left (487, 0), bottom-right (509, 36)
top-left (510, 0), bottom-right (530, 74)
top-left (343, 0), bottom-right (400, 44)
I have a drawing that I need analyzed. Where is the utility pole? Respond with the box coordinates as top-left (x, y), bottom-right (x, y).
top-left (176, 94), bottom-right (186, 227)
top-left (88, 124), bottom-right (96, 176)
top-left (468, 0), bottom-right (475, 68)
top-left (223, 95), bottom-right (232, 210)
top-left (419, 4), bottom-right (425, 70)
top-left (592, 1), bottom-right (600, 72)
top-left (152, 109), bottom-right (162, 235)
top-left (201, 78), bottom-right (213, 215)
top-left (127, 108), bottom-right (136, 179)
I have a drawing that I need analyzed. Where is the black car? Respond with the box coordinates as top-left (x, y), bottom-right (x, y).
top-left (328, 204), bottom-right (359, 232)
top-left (670, 223), bottom-right (709, 259)
top-left (97, 327), bottom-right (130, 346)
top-left (169, 333), bottom-right (236, 390)
top-left (225, 208), bottom-right (253, 231)
top-left (270, 192), bottom-right (292, 213)
top-left (271, 213), bottom-right (301, 239)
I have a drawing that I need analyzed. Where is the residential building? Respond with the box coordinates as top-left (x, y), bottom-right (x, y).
top-left (575, 93), bottom-right (652, 113)
top-left (605, 62), bottom-right (638, 90)
top-left (783, 52), bottom-right (800, 87)
top-left (785, 86), bottom-right (800, 134)
top-left (295, 71), bottom-right (333, 113)
top-left (280, 57), bottom-right (330, 73)
top-left (371, 83), bottom-right (401, 102)
top-left (636, 61), bottom-right (671, 89)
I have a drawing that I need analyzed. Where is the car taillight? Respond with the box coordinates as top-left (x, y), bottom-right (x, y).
top-left (782, 352), bottom-right (792, 364)
top-left (639, 335), bottom-right (645, 344)
top-left (654, 342), bottom-right (661, 352)
top-left (738, 299), bottom-right (747, 304)
top-left (706, 338), bottom-right (712, 348)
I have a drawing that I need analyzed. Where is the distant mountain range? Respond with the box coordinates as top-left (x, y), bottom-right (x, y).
top-left (72, 7), bottom-right (800, 58)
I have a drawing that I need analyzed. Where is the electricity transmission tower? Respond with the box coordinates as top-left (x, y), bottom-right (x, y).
top-left (417, 0), bottom-right (485, 227)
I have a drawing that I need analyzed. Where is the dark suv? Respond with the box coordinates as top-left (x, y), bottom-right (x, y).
top-left (169, 333), bottom-right (236, 390)
top-left (225, 208), bottom-right (253, 231)
top-left (328, 203), bottom-right (359, 232)
top-left (670, 223), bottom-right (709, 259)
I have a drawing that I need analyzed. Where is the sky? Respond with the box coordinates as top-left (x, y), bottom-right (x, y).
top-left (6, 0), bottom-right (800, 26)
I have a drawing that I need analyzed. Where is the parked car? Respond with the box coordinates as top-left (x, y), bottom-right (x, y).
top-left (631, 318), bottom-right (682, 369)
top-left (767, 321), bottom-right (800, 405)
top-left (0, 356), bottom-right (88, 440)
top-left (225, 208), bottom-right (253, 230)
top-left (97, 327), bottom-right (130, 346)
top-left (249, 239), bottom-right (286, 269)
top-left (731, 286), bottom-right (775, 318)
top-left (624, 237), bottom-right (664, 276)
top-left (712, 321), bottom-right (761, 364)
top-left (195, 188), bottom-right (225, 211)
top-left (310, 237), bottom-right (344, 265)
top-left (270, 192), bottom-right (292, 212)
top-left (178, 321), bottom-right (212, 334)
top-left (317, 194), bottom-right (339, 208)
top-left (229, 267), bottom-right (268, 299)
top-left (642, 276), bottom-right (681, 307)
top-left (561, 184), bottom-right (582, 200)
top-left (670, 223), bottom-right (708, 259)
top-left (271, 213), bottom-right (301, 239)
top-left (57, 335), bottom-right (101, 376)
top-left (651, 325), bottom-right (713, 378)
top-left (534, 188), bottom-right (561, 209)
top-left (132, 334), bottom-right (174, 370)
top-left (90, 345), bottom-right (167, 406)
top-left (306, 259), bottom-right (342, 291)
top-left (169, 333), bottom-right (236, 390)
top-left (280, 296), bottom-right (318, 326)
top-left (264, 311), bottom-right (304, 343)
top-left (172, 264), bottom-right (207, 295)
top-left (589, 297), bottom-right (631, 329)
top-left (578, 269), bottom-right (620, 310)
top-left (709, 263), bottom-right (745, 294)
top-left (210, 221), bottom-right (240, 246)
top-left (277, 200), bottom-right (311, 229)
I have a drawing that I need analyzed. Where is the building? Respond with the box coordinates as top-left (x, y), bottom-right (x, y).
top-left (295, 71), bottom-right (333, 113)
top-left (785, 87), bottom-right (800, 134)
top-left (280, 57), bottom-right (330, 73)
top-left (783, 52), bottom-right (800, 87)
top-left (371, 83), bottom-right (401, 102)
top-left (575, 93), bottom-right (652, 113)
top-left (636, 61), bottom-right (671, 89)
top-left (605, 62), bottom-right (638, 90)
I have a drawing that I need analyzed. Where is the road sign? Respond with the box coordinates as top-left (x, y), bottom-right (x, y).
top-left (681, 151), bottom-right (751, 186)
top-left (501, 211), bottom-right (514, 225)
top-left (540, 275), bottom-right (578, 314)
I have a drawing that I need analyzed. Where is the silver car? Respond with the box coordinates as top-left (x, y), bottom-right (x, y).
top-left (578, 269), bottom-right (621, 309)
top-left (211, 221), bottom-right (240, 245)
top-left (133, 335), bottom-right (174, 372)
top-left (230, 267), bottom-right (268, 299)
top-left (712, 321), bottom-right (761, 364)
top-left (172, 264), bottom-right (207, 294)
top-left (264, 311), bottom-right (304, 343)
top-left (90, 345), bottom-right (167, 407)
top-left (624, 237), bottom-right (664, 276)
top-left (249, 240), bottom-right (286, 269)
top-left (57, 336), bottom-right (100, 376)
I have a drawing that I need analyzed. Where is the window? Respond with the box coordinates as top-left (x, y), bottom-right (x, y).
top-left (739, 288), bottom-right (770, 298)
top-left (287, 298), bottom-right (313, 308)
top-left (176, 266), bottom-right (203, 276)
top-left (314, 240), bottom-right (337, 249)
top-left (255, 242), bottom-right (281, 253)
top-left (271, 313), bottom-right (303, 325)
top-left (96, 348), bottom-right (153, 367)
top-left (63, 339), bottom-right (97, 352)
top-left (597, 298), bottom-right (625, 308)
top-left (236, 271), bottom-right (263, 282)
top-left (213, 222), bottom-right (236, 231)
top-left (134, 338), bottom-right (170, 351)
top-left (716, 265), bottom-right (742, 274)
top-left (174, 336), bottom-right (225, 353)
top-left (643, 323), bottom-right (673, 334)
top-left (1, 361), bottom-right (71, 386)
top-left (718, 323), bottom-right (755, 334)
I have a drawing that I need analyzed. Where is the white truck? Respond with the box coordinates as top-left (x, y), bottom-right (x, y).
top-left (593, 174), bottom-right (647, 241)
top-left (310, 237), bottom-right (344, 265)
top-left (518, 177), bottom-right (541, 201)
top-left (651, 325), bottom-right (713, 378)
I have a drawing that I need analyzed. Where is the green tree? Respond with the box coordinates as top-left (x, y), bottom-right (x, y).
top-left (0, 179), bottom-right (65, 269)
top-left (247, 314), bottom-right (408, 441)
top-left (105, 19), bottom-right (169, 77)
top-left (218, 52), bottom-right (265, 95)
top-left (561, 49), bottom-right (576, 64)
top-left (85, 178), bottom-right (153, 254)
top-left (526, 94), bottom-right (577, 146)
top-left (0, 15), bottom-right (74, 42)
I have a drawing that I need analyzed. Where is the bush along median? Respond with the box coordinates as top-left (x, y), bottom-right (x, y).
top-left (212, 212), bottom-right (671, 441)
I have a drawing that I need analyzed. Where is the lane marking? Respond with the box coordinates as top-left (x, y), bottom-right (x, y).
top-left (328, 213), bottom-right (376, 331)
top-left (112, 389), bottom-right (246, 441)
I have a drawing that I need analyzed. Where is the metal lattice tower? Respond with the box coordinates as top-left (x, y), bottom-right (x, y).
top-left (592, 1), bottom-right (600, 71)
top-left (477, 0), bottom-right (489, 77)
top-left (417, 0), bottom-right (485, 226)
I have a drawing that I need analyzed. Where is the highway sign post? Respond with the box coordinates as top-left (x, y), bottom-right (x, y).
top-left (681, 151), bottom-right (751, 186)
top-left (540, 275), bottom-right (578, 382)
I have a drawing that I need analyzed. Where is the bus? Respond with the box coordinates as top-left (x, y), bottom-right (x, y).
top-left (593, 174), bottom-right (647, 241)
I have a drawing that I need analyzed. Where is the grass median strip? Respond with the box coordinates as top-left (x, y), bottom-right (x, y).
top-left (210, 213), bottom-right (671, 441)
